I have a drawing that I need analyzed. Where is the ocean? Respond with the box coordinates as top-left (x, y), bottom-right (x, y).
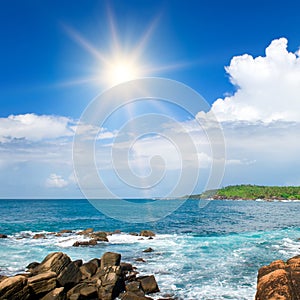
top-left (0, 199), bottom-right (300, 299)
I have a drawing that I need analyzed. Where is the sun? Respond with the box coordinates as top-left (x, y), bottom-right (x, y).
top-left (62, 9), bottom-right (187, 89)
top-left (105, 58), bottom-right (140, 86)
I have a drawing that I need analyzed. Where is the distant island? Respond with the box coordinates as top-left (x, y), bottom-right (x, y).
top-left (191, 184), bottom-right (300, 200)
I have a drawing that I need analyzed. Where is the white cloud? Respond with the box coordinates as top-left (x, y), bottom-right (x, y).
top-left (0, 113), bottom-right (74, 142)
top-left (46, 173), bottom-right (69, 188)
top-left (211, 37), bottom-right (300, 122)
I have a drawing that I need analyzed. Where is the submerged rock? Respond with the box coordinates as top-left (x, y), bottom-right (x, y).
top-left (72, 239), bottom-right (97, 247)
top-left (256, 255), bottom-right (300, 300)
top-left (142, 248), bottom-right (154, 253)
top-left (139, 230), bottom-right (155, 237)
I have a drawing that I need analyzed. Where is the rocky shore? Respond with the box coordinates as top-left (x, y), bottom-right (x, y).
top-left (256, 255), bottom-right (300, 300)
top-left (0, 250), bottom-right (167, 300)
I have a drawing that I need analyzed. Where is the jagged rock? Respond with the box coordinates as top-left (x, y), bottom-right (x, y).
top-left (80, 285), bottom-right (98, 298)
top-left (143, 248), bottom-right (154, 253)
top-left (101, 252), bottom-right (121, 269)
top-left (126, 281), bottom-right (145, 296)
top-left (91, 231), bottom-right (109, 242)
top-left (59, 230), bottom-right (73, 234)
top-left (256, 255), bottom-right (300, 300)
top-left (26, 262), bottom-right (40, 270)
top-left (0, 275), bottom-right (8, 283)
top-left (57, 261), bottom-right (81, 287)
top-left (80, 261), bottom-right (98, 279)
top-left (121, 291), bottom-right (153, 300)
top-left (33, 233), bottom-right (46, 239)
top-left (88, 258), bottom-right (101, 268)
top-left (0, 234), bottom-right (7, 238)
top-left (98, 266), bottom-right (125, 299)
top-left (139, 231), bottom-right (155, 237)
top-left (77, 228), bottom-right (94, 235)
top-left (41, 287), bottom-right (65, 300)
top-left (28, 271), bottom-right (57, 296)
top-left (32, 252), bottom-right (71, 275)
top-left (137, 275), bottom-right (159, 294)
top-left (73, 260), bottom-right (83, 268)
top-left (72, 239), bottom-right (97, 247)
top-left (67, 282), bottom-right (88, 299)
top-left (121, 262), bottom-right (134, 272)
top-left (0, 275), bottom-right (29, 300)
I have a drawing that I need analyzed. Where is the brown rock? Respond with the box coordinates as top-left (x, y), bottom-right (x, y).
top-left (88, 258), bottom-right (101, 268)
top-left (91, 231), bottom-right (109, 242)
top-left (129, 232), bottom-right (139, 236)
top-left (256, 255), bottom-right (300, 300)
top-left (33, 252), bottom-right (71, 275)
top-left (80, 285), bottom-right (98, 298)
top-left (137, 275), bottom-right (159, 294)
top-left (143, 248), bottom-right (154, 253)
top-left (98, 265), bottom-right (125, 300)
top-left (126, 281), bottom-right (145, 296)
top-left (0, 275), bottom-right (8, 283)
top-left (33, 233), bottom-right (46, 239)
top-left (73, 260), bottom-right (83, 268)
top-left (57, 261), bottom-right (82, 287)
top-left (28, 271), bottom-right (57, 296)
top-left (77, 228), bottom-right (94, 235)
top-left (0, 275), bottom-right (29, 300)
top-left (0, 233), bottom-right (7, 238)
top-left (135, 258), bottom-right (146, 263)
top-left (101, 252), bottom-right (121, 269)
top-left (72, 239), bottom-right (97, 247)
top-left (121, 291), bottom-right (153, 300)
top-left (26, 261), bottom-right (40, 270)
top-left (121, 262), bottom-right (134, 272)
top-left (59, 229), bottom-right (73, 234)
top-left (139, 231), bottom-right (155, 237)
top-left (41, 287), bottom-right (65, 300)
top-left (80, 261), bottom-right (98, 279)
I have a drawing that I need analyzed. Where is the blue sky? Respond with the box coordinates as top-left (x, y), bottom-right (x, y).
top-left (1, 0), bottom-right (300, 198)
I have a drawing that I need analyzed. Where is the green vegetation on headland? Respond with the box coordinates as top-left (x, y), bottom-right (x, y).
top-left (192, 185), bottom-right (300, 200)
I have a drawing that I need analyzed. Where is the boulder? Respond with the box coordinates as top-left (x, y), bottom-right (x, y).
top-left (129, 232), bottom-right (139, 236)
top-left (143, 248), bottom-right (154, 253)
top-left (91, 231), bottom-right (109, 242)
top-left (80, 261), bottom-right (98, 279)
top-left (59, 230), bottom-right (73, 234)
top-left (72, 239), bottom-right (97, 247)
top-left (139, 231), bottom-right (155, 237)
top-left (33, 233), bottom-right (46, 239)
top-left (101, 252), bottom-right (121, 269)
top-left (0, 275), bottom-right (29, 300)
top-left (137, 275), bottom-right (159, 294)
top-left (256, 255), bottom-right (300, 300)
top-left (80, 285), bottom-right (98, 298)
top-left (135, 258), bottom-right (146, 263)
top-left (120, 262), bottom-right (134, 272)
top-left (73, 260), bottom-right (83, 268)
top-left (27, 271), bottom-right (57, 296)
top-left (126, 281), bottom-right (145, 296)
top-left (26, 262), bottom-right (40, 270)
top-left (88, 258), bottom-right (101, 268)
top-left (77, 228), bottom-right (94, 235)
top-left (32, 252), bottom-right (71, 275)
top-left (121, 291), bottom-right (153, 300)
top-left (98, 265), bottom-right (125, 299)
top-left (40, 287), bottom-right (65, 300)
top-left (57, 261), bottom-right (81, 287)
top-left (0, 233), bottom-right (7, 238)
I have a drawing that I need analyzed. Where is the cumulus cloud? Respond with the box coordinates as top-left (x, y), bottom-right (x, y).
top-left (211, 37), bottom-right (300, 122)
top-left (0, 113), bottom-right (74, 142)
top-left (46, 173), bottom-right (69, 188)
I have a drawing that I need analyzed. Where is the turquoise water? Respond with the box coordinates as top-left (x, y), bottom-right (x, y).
top-left (0, 199), bottom-right (300, 299)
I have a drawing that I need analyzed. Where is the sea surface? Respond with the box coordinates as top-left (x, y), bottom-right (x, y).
top-left (1, 199), bottom-right (300, 299)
